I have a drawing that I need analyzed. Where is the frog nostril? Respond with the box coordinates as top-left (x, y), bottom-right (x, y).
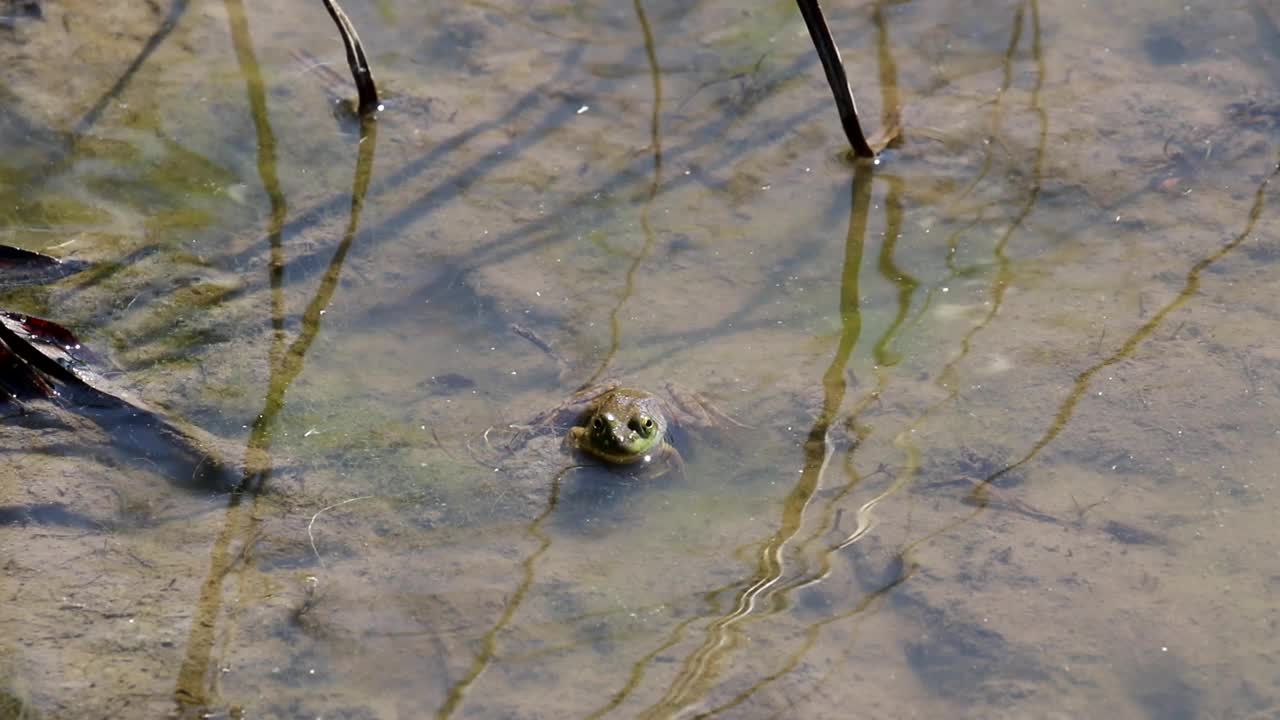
top-left (629, 415), bottom-right (656, 437)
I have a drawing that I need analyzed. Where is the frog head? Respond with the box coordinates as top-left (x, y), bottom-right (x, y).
top-left (584, 406), bottom-right (662, 462)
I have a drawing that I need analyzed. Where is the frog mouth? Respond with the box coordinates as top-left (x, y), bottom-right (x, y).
top-left (587, 426), bottom-right (656, 460)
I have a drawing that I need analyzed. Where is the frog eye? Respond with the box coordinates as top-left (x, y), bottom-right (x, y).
top-left (592, 416), bottom-right (606, 431)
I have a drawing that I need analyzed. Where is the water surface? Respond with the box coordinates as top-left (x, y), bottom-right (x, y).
top-left (2, 0), bottom-right (1279, 718)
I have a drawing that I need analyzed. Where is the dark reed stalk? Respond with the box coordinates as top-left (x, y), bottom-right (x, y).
top-left (321, 0), bottom-right (380, 116)
top-left (795, 0), bottom-right (895, 157)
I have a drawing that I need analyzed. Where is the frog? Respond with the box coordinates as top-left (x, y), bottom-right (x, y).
top-left (565, 385), bottom-right (674, 467)
top-left (504, 378), bottom-right (743, 479)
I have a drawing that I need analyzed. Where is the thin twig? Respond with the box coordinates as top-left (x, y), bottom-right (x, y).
top-left (308, 495), bottom-right (375, 568)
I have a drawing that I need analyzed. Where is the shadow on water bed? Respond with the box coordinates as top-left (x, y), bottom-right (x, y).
top-left (0, 299), bottom-right (253, 496)
top-left (4, 0), bottom-right (1280, 718)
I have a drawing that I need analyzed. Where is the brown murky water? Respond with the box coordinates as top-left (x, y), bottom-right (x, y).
top-left (2, 0), bottom-right (1280, 717)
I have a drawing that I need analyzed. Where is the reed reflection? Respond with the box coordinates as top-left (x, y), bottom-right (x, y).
top-left (633, 157), bottom-right (905, 717)
top-left (172, 0), bottom-right (380, 708)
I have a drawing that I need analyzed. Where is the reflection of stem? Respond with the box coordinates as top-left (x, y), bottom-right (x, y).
top-left (694, 563), bottom-right (912, 718)
top-left (871, 176), bottom-right (914, 366)
top-left (783, 171), bottom-right (909, 568)
top-left (855, 1), bottom-right (1045, 534)
top-left (662, 165), bottom-right (919, 716)
top-left (638, 162), bottom-right (877, 720)
top-left (173, 0), bottom-right (287, 708)
top-left (582, 603), bottom-right (715, 720)
top-left (893, 147), bottom-right (1280, 619)
top-left (434, 466), bottom-right (569, 719)
top-left (581, 0), bottom-right (663, 389)
top-left (726, 26), bottom-right (1278, 718)
top-left (921, 6), bottom-right (1036, 402)
top-left (891, 0), bottom-right (1043, 499)
top-left (239, 113), bottom-right (379, 494)
top-left (871, 3), bottom-right (900, 141)
top-left (951, 2), bottom-right (1027, 205)
top-left (981, 147), bottom-right (1280, 486)
top-left (172, 12), bottom-right (379, 708)
top-left (777, 162), bottom-right (911, 569)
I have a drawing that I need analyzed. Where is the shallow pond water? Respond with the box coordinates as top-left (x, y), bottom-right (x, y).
top-left (2, 0), bottom-right (1280, 717)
